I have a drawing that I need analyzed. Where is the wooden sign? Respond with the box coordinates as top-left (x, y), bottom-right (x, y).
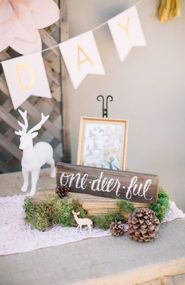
top-left (57, 163), bottom-right (159, 204)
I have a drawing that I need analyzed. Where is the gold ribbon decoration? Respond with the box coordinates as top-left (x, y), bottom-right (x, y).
top-left (158, 0), bottom-right (181, 23)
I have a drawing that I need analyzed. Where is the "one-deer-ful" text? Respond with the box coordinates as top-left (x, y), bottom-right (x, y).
top-left (60, 171), bottom-right (153, 201)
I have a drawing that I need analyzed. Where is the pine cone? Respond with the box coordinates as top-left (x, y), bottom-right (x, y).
top-left (110, 220), bottom-right (125, 236)
top-left (128, 208), bottom-right (160, 242)
top-left (56, 185), bottom-right (69, 199)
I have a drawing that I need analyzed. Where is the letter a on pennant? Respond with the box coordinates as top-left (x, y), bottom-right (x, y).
top-left (59, 32), bottom-right (105, 89)
top-left (77, 45), bottom-right (93, 70)
top-left (108, 6), bottom-right (146, 62)
top-left (2, 53), bottom-right (51, 109)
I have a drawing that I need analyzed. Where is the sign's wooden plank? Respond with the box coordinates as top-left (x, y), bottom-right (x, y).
top-left (57, 163), bottom-right (159, 204)
top-left (34, 190), bottom-right (149, 215)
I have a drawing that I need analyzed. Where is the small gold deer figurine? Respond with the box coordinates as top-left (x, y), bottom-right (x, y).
top-left (72, 210), bottom-right (93, 233)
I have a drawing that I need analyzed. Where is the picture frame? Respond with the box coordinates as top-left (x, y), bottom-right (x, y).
top-left (77, 117), bottom-right (128, 170)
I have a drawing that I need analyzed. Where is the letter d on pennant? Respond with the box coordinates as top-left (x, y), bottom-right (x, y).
top-left (2, 53), bottom-right (51, 109)
top-left (16, 64), bottom-right (35, 91)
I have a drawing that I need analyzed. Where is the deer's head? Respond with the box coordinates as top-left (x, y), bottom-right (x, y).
top-left (72, 210), bottom-right (80, 216)
top-left (15, 109), bottom-right (49, 150)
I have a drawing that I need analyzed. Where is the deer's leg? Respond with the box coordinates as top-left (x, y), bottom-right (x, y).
top-left (48, 158), bottom-right (56, 178)
top-left (29, 170), bottom-right (39, 197)
top-left (21, 169), bottom-right (29, 192)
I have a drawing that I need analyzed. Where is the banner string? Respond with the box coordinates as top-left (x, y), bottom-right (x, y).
top-left (91, 0), bottom-right (145, 32)
top-left (0, 0), bottom-right (146, 63)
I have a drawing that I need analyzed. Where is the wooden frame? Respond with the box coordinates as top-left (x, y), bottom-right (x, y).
top-left (77, 117), bottom-right (128, 170)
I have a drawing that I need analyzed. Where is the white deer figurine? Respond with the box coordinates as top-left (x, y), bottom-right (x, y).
top-left (15, 109), bottom-right (56, 197)
top-left (72, 210), bottom-right (93, 233)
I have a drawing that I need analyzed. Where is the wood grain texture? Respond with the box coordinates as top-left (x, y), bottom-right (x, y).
top-left (34, 189), bottom-right (149, 215)
top-left (57, 163), bottom-right (159, 204)
top-left (60, 0), bottom-right (71, 163)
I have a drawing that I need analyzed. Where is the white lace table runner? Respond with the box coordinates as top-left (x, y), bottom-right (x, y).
top-left (0, 195), bottom-right (184, 256)
top-left (0, 195), bottom-right (110, 256)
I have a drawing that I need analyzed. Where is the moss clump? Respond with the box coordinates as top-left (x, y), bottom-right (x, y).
top-left (149, 188), bottom-right (169, 222)
top-left (24, 190), bottom-right (169, 231)
top-left (24, 197), bottom-right (63, 231)
top-left (24, 196), bottom-right (135, 231)
top-left (116, 200), bottom-right (135, 214)
top-left (91, 212), bottom-right (124, 230)
top-left (91, 200), bottom-right (135, 230)
top-left (58, 199), bottom-right (87, 227)
top-left (24, 197), bottom-right (86, 231)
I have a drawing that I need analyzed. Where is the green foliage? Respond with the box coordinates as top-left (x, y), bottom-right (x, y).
top-left (24, 196), bottom-right (137, 231)
top-left (149, 188), bottom-right (169, 222)
top-left (24, 197), bottom-right (86, 230)
top-left (91, 200), bottom-right (135, 230)
top-left (58, 199), bottom-right (87, 227)
top-left (24, 197), bottom-right (63, 231)
top-left (91, 212), bottom-right (123, 230)
top-left (116, 200), bottom-right (135, 214)
top-left (24, 189), bottom-right (169, 231)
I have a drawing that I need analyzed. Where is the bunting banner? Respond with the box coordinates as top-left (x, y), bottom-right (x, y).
top-left (59, 31), bottom-right (105, 89)
top-left (2, 53), bottom-right (51, 109)
top-left (108, 6), bottom-right (146, 62)
top-left (1, 5), bottom-right (146, 109)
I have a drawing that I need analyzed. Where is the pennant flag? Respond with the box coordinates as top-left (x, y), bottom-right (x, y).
top-left (108, 6), bottom-right (146, 62)
top-left (2, 53), bottom-right (51, 109)
top-left (59, 31), bottom-right (105, 89)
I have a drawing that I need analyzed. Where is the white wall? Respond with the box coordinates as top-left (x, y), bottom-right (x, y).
top-left (66, 0), bottom-right (185, 210)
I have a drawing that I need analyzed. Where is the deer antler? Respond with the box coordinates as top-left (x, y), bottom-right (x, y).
top-left (28, 113), bottom-right (49, 134)
top-left (15, 109), bottom-right (28, 136)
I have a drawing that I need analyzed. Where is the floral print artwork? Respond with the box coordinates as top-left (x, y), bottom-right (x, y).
top-left (82, 123), bottom-right (125, 170)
